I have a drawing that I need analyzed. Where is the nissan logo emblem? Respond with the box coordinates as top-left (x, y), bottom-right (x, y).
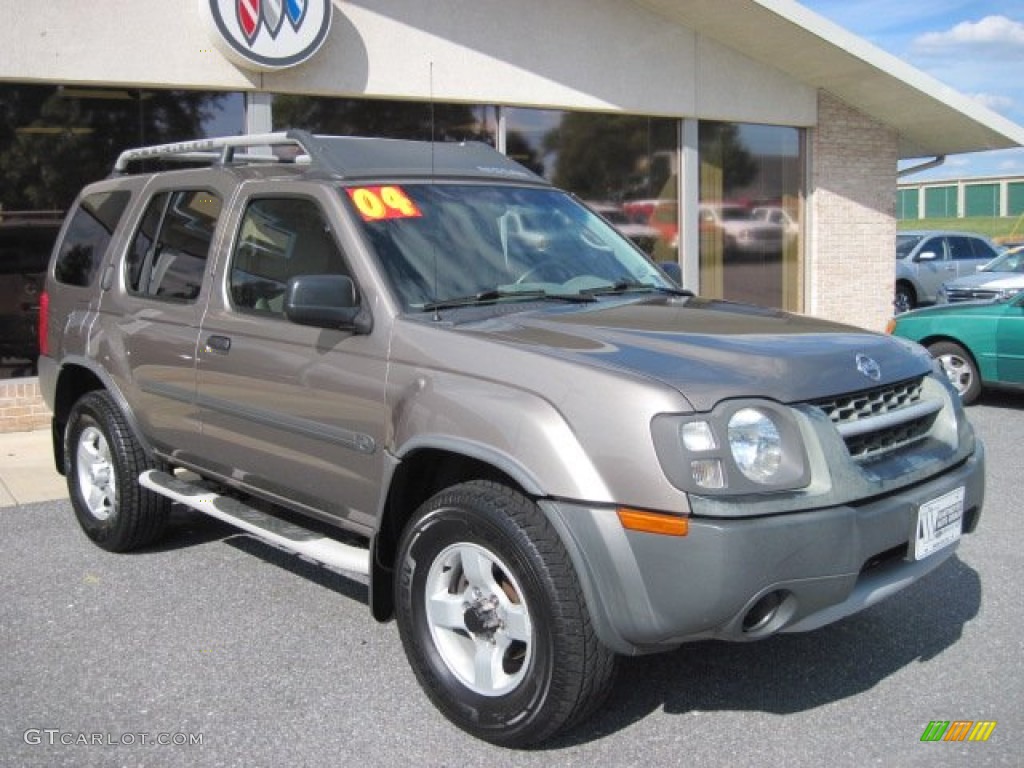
top-left (856, 354), bottom-right (882, 381)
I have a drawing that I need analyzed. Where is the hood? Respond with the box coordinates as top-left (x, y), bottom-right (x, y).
top-left (720, 220), bottom-right (780, 235)
top-left (946, 270), bottom-right (1024, 290)
top-left (456, 296), bottom-right (930, 412)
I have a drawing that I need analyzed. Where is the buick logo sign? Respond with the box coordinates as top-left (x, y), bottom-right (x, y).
top-left (856, 353), bottom-right (882, 382)
top-left (200, 0), bottom-right (332, 71)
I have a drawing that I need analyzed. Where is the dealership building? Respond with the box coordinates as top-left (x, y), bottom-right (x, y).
top-left (2, 1), bottom-right (1023, 412)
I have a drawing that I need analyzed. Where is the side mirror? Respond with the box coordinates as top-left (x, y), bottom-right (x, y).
top-left (284, 274), bottom-right (372, 334)
top-left (916, 250), bottom-right (938, 262)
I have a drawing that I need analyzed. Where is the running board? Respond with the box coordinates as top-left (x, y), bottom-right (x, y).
top-left (139, 470), bottom-right (370, 576)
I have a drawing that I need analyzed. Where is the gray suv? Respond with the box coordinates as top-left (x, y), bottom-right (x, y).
top-left (39, 132), bottom-right (985, 746)
top-left (895, 230), bottom-right (1000, 312)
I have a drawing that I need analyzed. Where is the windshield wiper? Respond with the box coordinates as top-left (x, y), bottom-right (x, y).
top-left (582, 278), bottom-right (693, 297)
top-left (421, 288), bottom-right (596, 312)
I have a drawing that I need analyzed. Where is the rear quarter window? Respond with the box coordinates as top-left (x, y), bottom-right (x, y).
top-left (54, 190), bottom-right (132, 287)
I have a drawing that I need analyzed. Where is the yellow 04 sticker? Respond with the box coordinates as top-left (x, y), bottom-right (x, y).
top-left (347, 186), bottom-right (423, 221)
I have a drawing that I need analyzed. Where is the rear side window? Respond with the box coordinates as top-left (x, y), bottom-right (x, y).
top-left (54, 190), bottom-right (131, 287)
top-left (125, 189), bottom-right (222, 302)
top-left (968, 237), bottom-right (998, 260)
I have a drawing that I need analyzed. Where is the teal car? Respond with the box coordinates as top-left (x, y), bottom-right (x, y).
top-left (888, 294), bottom-right (1024, 404)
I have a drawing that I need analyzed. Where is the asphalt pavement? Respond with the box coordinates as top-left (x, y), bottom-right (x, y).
top-left (1, 393), bottom-right (1021, 767)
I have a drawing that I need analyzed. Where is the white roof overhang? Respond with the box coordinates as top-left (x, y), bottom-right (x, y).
top-left (634, 0), bottom-right (1024, 159)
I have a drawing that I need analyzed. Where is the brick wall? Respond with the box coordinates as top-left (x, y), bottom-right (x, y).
top-left (0, 377), bottom-right (51, 433)
top-left (810, 91), bottom-right (898, 332)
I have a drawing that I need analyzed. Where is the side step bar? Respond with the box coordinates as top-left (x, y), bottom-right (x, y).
top-left (139, 470), bottom-right (370, 576)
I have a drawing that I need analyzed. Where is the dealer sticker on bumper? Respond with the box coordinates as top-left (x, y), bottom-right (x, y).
top-left (914, 486), bottom-right (965, 560)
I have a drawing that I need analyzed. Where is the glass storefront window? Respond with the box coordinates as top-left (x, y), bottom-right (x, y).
top-left (270, 96), bottom-right (498, 145)
top-left (0, 83), bottom-right (242, 377)
top-left (0, 84), bottom-right (242, 213)
top-left (699, 122), bottom-right (804, 311)
top-left (504, 108), bottom-right (679, 261)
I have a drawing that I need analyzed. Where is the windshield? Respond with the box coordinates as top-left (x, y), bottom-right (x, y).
top-left (896, 234), bottom-right (924, 259)
top-left (981, 246), bottom-right (1024, 273)
top-left (343, 183), bottom-right (673, 310)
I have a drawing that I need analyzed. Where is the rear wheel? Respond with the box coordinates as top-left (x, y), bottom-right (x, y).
top-left (927, 341), bottom-right (981, 405)
top-left (65, 391), bottom-right (169, 552)
top-left (395, 480), bottom-right (616, 746)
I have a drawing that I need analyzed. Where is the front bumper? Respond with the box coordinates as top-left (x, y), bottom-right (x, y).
top-left (540, 441), bottom-right (984, 655)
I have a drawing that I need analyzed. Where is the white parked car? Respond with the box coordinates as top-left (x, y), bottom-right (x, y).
top-left (699, 203), bottom-right (783, 255)
top-left (937, 245), bottom-right (1024, 303)
top-left (751, 205), bottom-right (798, 239)
top-left (587, 202), bottom-right (662, 255)
top-left (894, 230), bottom-right (1001, 312)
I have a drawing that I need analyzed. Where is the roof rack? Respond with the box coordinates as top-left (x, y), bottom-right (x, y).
top-left (112, 130), bottom-right (320, 174)
top-left (111, 129), bottom-right (547, 184)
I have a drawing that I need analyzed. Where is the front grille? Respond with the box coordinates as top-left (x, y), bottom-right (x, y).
top-left (809, 377), bottom-right (940, 461)
top-left (740, 230), bottom-right (782, 243)
top-left (946, 288), bottom-right (997, 302)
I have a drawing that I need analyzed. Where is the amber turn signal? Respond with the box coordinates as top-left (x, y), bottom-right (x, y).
top-left (616, 507), bottom-right (689, 536)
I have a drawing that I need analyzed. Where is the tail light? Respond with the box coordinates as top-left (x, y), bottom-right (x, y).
top-left (38, 291), bottom-right (49, 357)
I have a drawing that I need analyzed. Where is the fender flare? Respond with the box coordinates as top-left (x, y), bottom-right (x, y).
top-left (51, 355), bottom-right (158, 468)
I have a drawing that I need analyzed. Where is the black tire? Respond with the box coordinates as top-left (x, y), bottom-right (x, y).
top-left (64, 391), bottom-right (169, 552)
top-left (395, 480), bottom-right (617, 746)
top-left (894, 282), bottom-right (916, 314)
top-left (927, 341), bottom-right (982, 405)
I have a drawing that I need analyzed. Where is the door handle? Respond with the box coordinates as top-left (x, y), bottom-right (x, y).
top-left (205, 335), bottom-right (232, 354)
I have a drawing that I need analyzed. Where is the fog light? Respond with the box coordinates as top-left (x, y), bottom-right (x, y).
top-left (691, 458), bottom-right (724, 489)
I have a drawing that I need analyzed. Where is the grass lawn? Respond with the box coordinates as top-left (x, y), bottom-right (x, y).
top-left (898, 214), bottom-right (1024, 243)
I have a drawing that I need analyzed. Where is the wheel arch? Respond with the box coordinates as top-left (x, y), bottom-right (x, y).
top-left (919, 334), bottom-right (984, 378)
top-left (921, 334), bottom-right (993, 402)
top-left (369, 442), bottom-right (541, 622)
top-left (894, 278), bottom-right (918, 307)
top-left (51, 358), bottom-right (152, 475)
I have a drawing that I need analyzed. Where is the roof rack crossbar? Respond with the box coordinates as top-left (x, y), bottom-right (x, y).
top-left (112, 132), bottom-right (314, 174)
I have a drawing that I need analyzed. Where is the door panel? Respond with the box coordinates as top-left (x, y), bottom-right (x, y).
top-left (948, 235), bottom-right (992, 280)
top-left (996, 300), bottom-right (1024, 385)
top-left (914, 237), bottom-right (955, 302)
top-left (195, 194), bottom-right (387, 530)
top-left (112, 187), bottom-right (224, 459)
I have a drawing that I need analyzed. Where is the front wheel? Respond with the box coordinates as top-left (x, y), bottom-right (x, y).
top-left (395, 481), bottom-right (616, 746)
top-left (894, 283), bottom-right (916, 314)
top-left (65, 391), bottom-right (169, 552)
top-left (927, 341), bottom-right (981, 405)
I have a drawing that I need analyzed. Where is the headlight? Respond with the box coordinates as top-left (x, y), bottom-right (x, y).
top-left (996, 287), bottom-right (1023, 300)
top-left (651, 401), bottom-right (811, 495)
top-left (728, 408), bottom-right (783, 484)
top-left (936, 286), bottom-right (949, 304)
